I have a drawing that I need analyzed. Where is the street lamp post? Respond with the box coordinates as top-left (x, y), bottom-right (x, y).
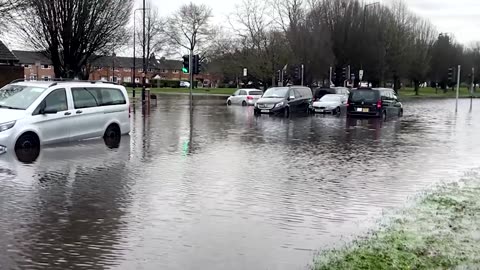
top-left (133, 8), bottom-right (148, 99)
top-left (142, 0), bottom-right (147, 105)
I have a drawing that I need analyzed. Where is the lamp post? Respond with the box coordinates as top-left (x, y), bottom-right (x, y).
top-left (133, 8), bottom-right (149, 98)
top-left (361, 2), bottom-right (380, 73)
top-left (142, 0), bottom-right (147, 104)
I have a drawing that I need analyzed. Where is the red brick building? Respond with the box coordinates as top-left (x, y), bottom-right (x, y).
top-left (11, 51), bottom-right (221, 86)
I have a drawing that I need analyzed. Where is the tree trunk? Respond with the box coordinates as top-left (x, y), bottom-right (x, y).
top-left (414, 80), bottom-right (419, 96)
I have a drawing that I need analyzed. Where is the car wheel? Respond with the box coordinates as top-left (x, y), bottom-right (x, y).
top-left (335, 107), bottom-right (341, 115)
top-left (284, 107), bottom-right (290, 118)
top-left (398, 109), bottom-right (403, 117)
top-left (104, 124), bottom-right (121, 149)
top-left (227, 100), bottom-right (232, 106)
top-left (242, 101), bottom-right (247, 106)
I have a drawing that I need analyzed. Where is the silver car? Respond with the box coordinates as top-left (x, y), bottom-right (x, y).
top-left (312, 94), bottom-right (347, 115)
top-left (227, 89), bottom-right (263, 106)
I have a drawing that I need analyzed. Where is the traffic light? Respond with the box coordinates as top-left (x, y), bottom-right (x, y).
top-left (332, 71), bottom-right (337, 82)
top-left (193, 55), bottom-right (202, 75)
top-left (448, 67), bottom-right (454, 82)
top-left (182, 55), bottom-right (189, 73)
top-left (294, 66), bottom-right (300, 79)
top-left (342, 67), bottom-right (347, 80)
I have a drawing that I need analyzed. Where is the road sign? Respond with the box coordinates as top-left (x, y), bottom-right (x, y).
top-left (359, 70), bottom-right (364, 80)
top-left (243, 68), bottom-right (248, 77)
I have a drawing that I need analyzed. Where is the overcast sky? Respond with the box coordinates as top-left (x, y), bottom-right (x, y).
top-left (136, 0), bottom-right (480, 45)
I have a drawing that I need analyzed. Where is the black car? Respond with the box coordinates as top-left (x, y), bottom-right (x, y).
top-left (346, 88), bottom-right (403, 119)
top-left (254, 86), bottom-right (312, 117)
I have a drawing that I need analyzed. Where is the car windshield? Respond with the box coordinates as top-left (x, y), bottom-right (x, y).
top-left (320, 95), bottom-right (342, 102)
top-left (350, 90), bottom-right (377, 102)
top-left (249, 90), bottom-right (263, 96)
top-left (263, 87), bottom-right (288, 98)
top-left (0, 84), bottom-right (47, 110)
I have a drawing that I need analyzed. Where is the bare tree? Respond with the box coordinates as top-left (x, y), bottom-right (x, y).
top-left (0, 0), bottom-right (22, 32)
top-left (162, 2), bottom-right (213, 55)
top-left (135, 1), bottom-right (164, 69)
top-left (16, 0), bottom-right (133, 79)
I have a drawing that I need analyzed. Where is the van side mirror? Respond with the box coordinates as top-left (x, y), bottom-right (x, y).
top-left (39, 101), bottom-right (57, 114)
top-left (289, 95), bottom-right (295, 101)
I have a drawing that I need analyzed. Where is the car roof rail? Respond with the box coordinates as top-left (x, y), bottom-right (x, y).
top-left (9, 78), bottom-right (25, 84)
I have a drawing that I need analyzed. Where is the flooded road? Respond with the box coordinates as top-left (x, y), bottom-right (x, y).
top-left (1, 97), bottom-right (480, 270)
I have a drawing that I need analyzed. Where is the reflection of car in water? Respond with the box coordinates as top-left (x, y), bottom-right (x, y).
top-left (254, 86), bottom-right (312, 117)
top-left (0, 80), bottom-right (130, 157)
top-left (347, 88), bottom-right (403, 120)
top-left (0, 135), bottom-right (130, 165)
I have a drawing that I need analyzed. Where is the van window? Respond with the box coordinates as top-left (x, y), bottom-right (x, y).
top-left (34, 89), bottom-right (68, 114)
top-left (101, 88), bottom-right (127, 106)
top-left (72, 88), bottom-right (99, 109)
top-left (350, 90), bottom-right (378, 102)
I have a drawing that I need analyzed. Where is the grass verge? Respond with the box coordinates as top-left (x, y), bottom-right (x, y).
top-left (126, 87), bottom-right (236, 95)
top-left (399, 87), bottom-right (477, 98)
top-left (313, 172), bottom-right (480, 270)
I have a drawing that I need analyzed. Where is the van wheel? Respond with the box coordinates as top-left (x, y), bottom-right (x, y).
top-left (15, 132), bottom-right (40, 150)
top-left (104, 124), bottom-right (121, 149)
top-left (382, 111), bottom-right (387, 121)
top-left (242, 101), bottom-right (247, 106)
top-left (227, 100), bottom-right (232, 106)
top-left (284, 107), bottom-right (290, 118)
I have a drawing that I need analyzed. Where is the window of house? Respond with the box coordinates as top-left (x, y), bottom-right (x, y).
top-left (124, 68), bottom-right (131, 72)
top-left (41, 64), bottom-right (50, 69)
top-left (173, 69), bottom-right (179, 74)
top-left (124, 77), bottom-right (132, 83)
top-left (100, 77), bottom-right (107, 81)
top-left (161, 69), bottom-right (167, 73)
top-left (43, 76), bottom-right (50, 81)
top-left (24, 64), bottom-right (31, 68)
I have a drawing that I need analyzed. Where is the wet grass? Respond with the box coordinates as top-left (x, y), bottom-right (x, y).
top-left (313, 172), bottom-right (480, 270)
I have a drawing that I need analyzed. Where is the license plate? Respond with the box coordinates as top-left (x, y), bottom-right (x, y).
top-left (315, 109), bottom-right (324, 113)
top-left (261, 110), bottom-right (269, 113)
top-left (357, 108), bottom-right (369, 112)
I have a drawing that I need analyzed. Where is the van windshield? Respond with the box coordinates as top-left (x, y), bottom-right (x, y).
top-left (0, 85), bottom-right (46, 110)
top-left (350, 90), bottom-right (378, 103)
top-left (263, 87), bottom-right (288, 98)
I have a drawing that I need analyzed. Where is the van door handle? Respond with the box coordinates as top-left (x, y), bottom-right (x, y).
top-left (76, 110), bottom-right (83, 114)
top-left (64, 112), bottom-right (72, 116)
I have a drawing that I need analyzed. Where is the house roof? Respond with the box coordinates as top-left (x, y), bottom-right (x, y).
top-left (12, 50), bottom-right (51, 65)
top-left (10, 50), bottom-right (184, 70)
top-left (0, 41), bottom-right (19, 62)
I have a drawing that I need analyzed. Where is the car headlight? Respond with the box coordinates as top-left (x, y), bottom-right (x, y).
top-left (0, 121), bottom-right (15, 132)
top-left (275, 102), bottom-right (285, 108)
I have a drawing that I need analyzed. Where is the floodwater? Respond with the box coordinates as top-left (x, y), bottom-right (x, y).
top-left (1, 96), bottom-right (480, 270)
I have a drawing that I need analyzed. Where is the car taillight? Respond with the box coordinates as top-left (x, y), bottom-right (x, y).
top-left (247, 96), bottom-right (253, 100)
top-left (129, 105), bottom-right (131, 118)
top-left (377, 100), bottom-right (382, 108)
top-left (346, 101), bottom-right (349, 107)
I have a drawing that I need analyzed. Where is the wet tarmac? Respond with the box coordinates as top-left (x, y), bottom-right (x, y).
top-left (1, 96), bottom-right (480, 269)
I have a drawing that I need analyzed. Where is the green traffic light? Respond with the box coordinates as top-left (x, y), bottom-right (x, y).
top-left (182, 67), bottom-right (188, 73)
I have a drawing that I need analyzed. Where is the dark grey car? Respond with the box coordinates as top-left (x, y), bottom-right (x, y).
top-left (254, 86), bottom-right (312, 117)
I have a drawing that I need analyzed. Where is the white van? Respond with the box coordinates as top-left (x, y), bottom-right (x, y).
top-left (0, 80), bottom-right (130, 154)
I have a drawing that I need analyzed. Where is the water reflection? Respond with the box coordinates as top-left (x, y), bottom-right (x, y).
top-left (2, 97), bottom-right (480, 270)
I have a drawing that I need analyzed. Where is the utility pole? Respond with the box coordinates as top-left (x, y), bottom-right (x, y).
top-left (142, 0), bottom-right (146, 104)
top-left (455, 65), bottom-right (461, 113)
top-left (301, 64), bottom-right (304, 86)
top-left (329, 66), bottom-right (333, 86)
top-left (189, 50), bottom-right (193, 110)
top-left (471, 67), bottom-right (475, 96)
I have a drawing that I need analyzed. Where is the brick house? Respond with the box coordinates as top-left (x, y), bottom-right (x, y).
top-left (0, 42), bottom-right (23, 87)
top-left (11, 51), bottom-right (221, 86)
